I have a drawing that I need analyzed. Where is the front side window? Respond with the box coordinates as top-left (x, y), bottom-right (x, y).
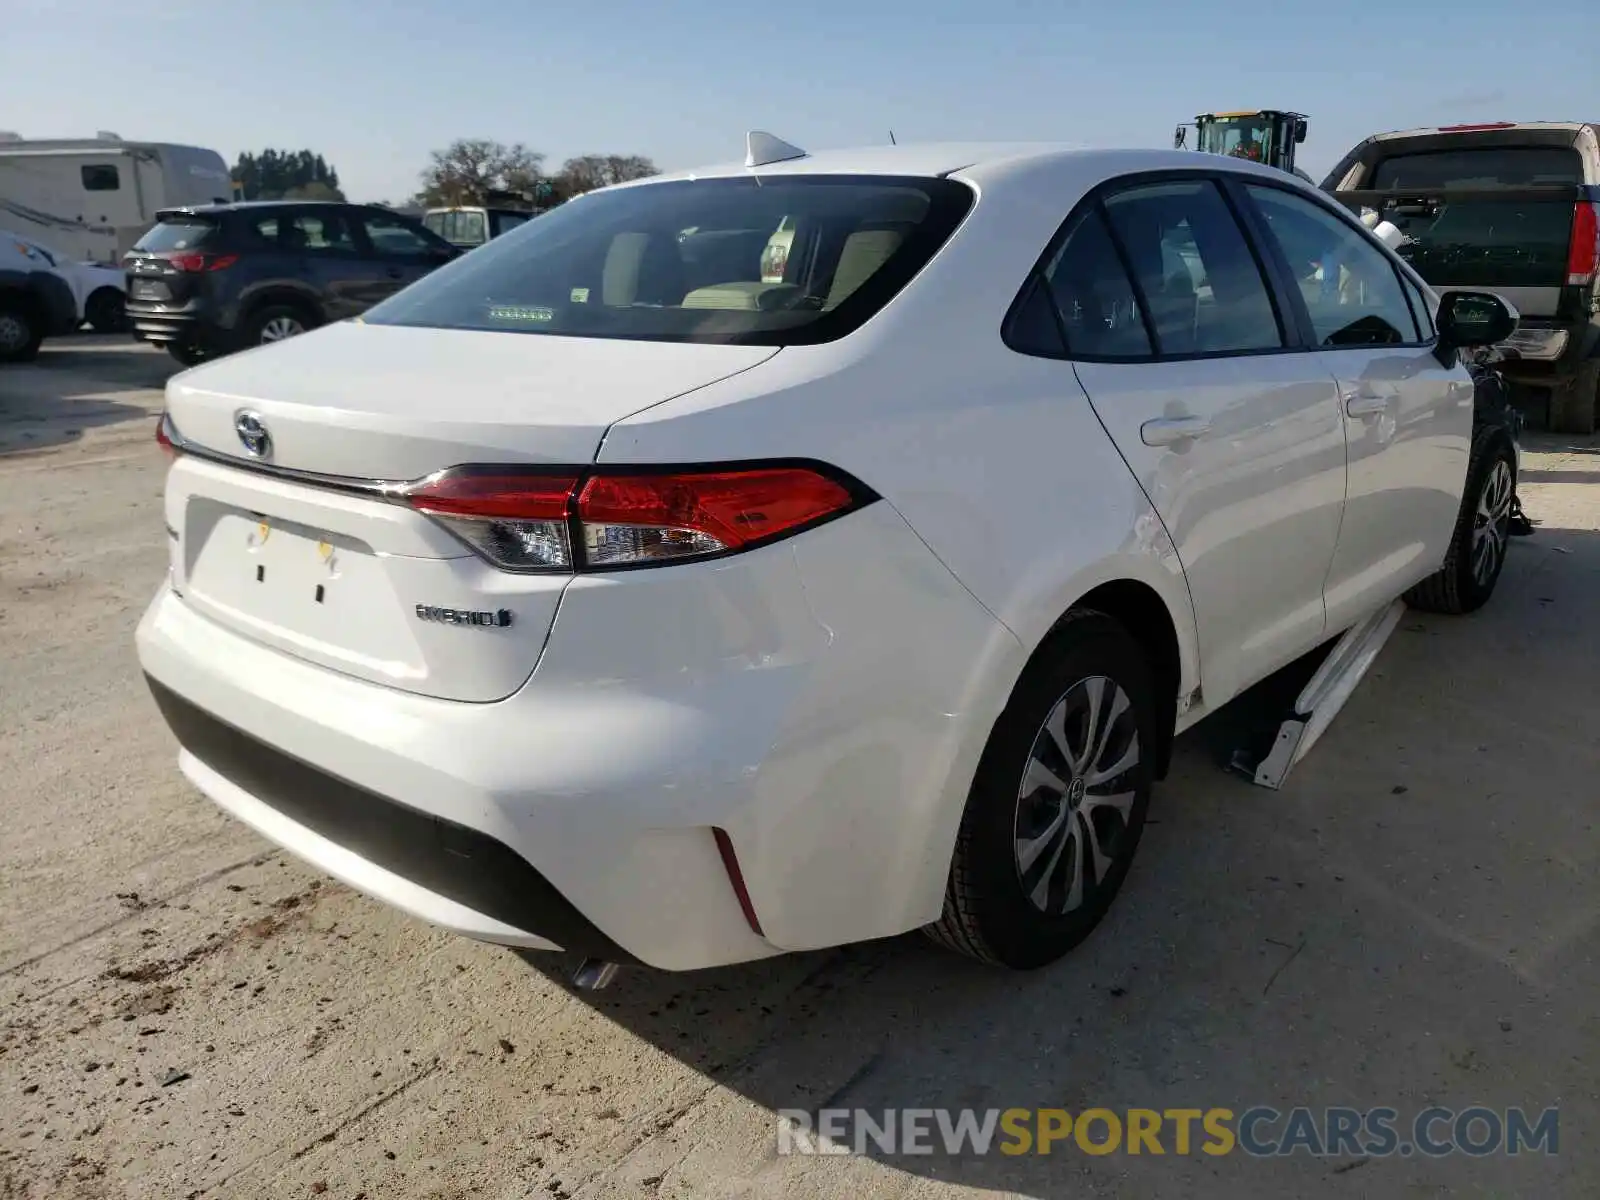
top-left (1246, 184), bottom-right (1419, 346)
top-left (82, 164), bottom-right (120, 192)
top-left (364, 213), bottom-right (442, 257)
top-left (1104, 179), bottom-right (1284, 355)
top-left (363, 175), bottom-right (975, 345)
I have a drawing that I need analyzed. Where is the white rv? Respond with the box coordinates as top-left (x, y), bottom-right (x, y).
top-left (0, 132), bottom-right (234, 266)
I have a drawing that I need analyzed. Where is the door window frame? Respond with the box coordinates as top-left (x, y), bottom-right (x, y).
top-left (1003, 167), bottom-right (1445, 364)
top-left (1004, 168), bottom-right (1300, 364)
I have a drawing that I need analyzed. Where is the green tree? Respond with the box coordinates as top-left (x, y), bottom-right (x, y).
top-left (232, 149), bottom-right (344, 201)
top-left (554, 154), bottom-right (660, 198)
top-left (415, 139), bottom-right (547, 207)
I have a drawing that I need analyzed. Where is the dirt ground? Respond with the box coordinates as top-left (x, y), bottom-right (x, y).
top-left (3, 336), bottom-right (1598, 1200)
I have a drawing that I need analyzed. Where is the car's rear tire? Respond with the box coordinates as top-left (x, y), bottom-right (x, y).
top-left (0, 300), bottom-right (42, 363)
top-left (85, 287), bottom-right (127, 334)
top-left (167, 342), bottom-right (209, 367)
top-left (1548, 358), bottom-right (1599, 436)
top-left (925, 610), bottom-right (1156, 969)
top-left (1404, 432), bottom-right (1517, 615)
top-left (242, 303), bottom-right (315, 348)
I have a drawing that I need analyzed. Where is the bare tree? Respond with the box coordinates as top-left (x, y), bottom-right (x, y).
top-left (555, 154), bottom-right (660, 196)
top-left (416, 139), bottom-right (547, 206)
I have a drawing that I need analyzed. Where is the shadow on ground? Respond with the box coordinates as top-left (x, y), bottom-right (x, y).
top-left (515, 525), bottom-right (1598, 1197)
top-left (0, 336), bottom-right (170, 455)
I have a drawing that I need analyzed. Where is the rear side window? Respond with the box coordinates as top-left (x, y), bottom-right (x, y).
top-left (133, 219), bottom-right (218, 252)
top-left (1102, 179), bottom-right (1283, 355)
top-left (82, 164), bottom-right (120, 191)
top-left (1371, 147), bottom-right (1583, 189)
top-left (363, 175), bottom-right (975, 346)
top-left (1247, 185), bottom-right (1420, 346)
top-left (284, 211), bottom-right (357, 253)
top-left (1032, 208), bottom-right (1152, 358)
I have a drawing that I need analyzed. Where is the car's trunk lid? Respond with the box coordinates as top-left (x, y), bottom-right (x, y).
top-left (164, 320), bottom-right (777, 477)
top-left (162, 321), bottom-right (778, 701)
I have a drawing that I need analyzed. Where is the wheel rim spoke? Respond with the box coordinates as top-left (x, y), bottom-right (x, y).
top-left (1085, 733), bottom-right (1139, 789)
top-left (1028, 815), bottom-right (1073, 909)
top-left (1070, 677), bottom-right (1107, 774)
top-left (1470, 460), bottom-right (1513, 585)
top-left (1021, 755), bottom-right (1068, 799)
top-left (1015, 802), bottom-right (1068, 875)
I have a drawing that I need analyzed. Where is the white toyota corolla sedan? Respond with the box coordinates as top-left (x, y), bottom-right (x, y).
top-left (137, 136), bottom-right (1519, 975)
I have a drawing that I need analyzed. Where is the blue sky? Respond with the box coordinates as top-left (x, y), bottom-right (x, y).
top-left (3, 0), bottom-right (1595, 201)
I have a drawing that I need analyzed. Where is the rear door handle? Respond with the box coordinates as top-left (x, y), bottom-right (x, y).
top-left (1140, 416), bottom-right (1213, 447)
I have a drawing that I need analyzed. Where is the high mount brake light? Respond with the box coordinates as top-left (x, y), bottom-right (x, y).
top-left (403, 464), bottom-right (870, 573)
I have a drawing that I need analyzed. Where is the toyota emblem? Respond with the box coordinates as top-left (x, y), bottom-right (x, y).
top-left (234, 410), bottom-right (271, 458)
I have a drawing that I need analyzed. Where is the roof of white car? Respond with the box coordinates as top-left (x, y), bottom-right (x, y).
top-left (620, 141), bottom-right (1298, 189)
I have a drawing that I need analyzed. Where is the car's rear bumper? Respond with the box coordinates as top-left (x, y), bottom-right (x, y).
top-left (1494, 318), bottom-right (1599, 386)
top-left (136, 503), bottom-right (1023, 971)
top-left (127, 299), bottom-right (215, 346)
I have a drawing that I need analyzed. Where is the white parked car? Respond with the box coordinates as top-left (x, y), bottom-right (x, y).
top-left (136, 138), bottom-right (1519, 974)
top-left (4, 229), bottom-right (127, 332)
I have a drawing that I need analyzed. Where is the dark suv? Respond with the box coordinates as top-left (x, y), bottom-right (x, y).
top-left (124, 201), bottom-right (461, 365)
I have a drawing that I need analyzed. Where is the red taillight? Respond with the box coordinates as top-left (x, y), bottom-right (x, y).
top-left (1567, 202), bottom-right (1598, 286)
top-left (1437, 122), bottom-right (1517, 132)
top-left (405, 468), bottom-right (581, 572)
top-left (167, 252), bottom-right (238, 273)
top-left (403, 463), bottom-right (868, 572)
top-left (155, 411), bottom-right (179, 459)
top-left (578, 466), bottom-right (858, 567)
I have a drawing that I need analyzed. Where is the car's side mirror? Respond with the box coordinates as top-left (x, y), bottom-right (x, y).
top-left (1437, 290), bottom-right (1518, 349)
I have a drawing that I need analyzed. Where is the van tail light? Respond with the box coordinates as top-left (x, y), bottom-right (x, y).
top-left (1567, 202), bottom-right (1599, 286)
top-left (167, 252), bottom-right (238, 273)
top-left (403, 462), bottom-right (871, 572)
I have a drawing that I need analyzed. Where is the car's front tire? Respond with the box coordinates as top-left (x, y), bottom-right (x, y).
top-left (0, 300), bottom-right (42, 363)
top-left (926, 610), bottom-right (1156, 969)
top-left (1405, 432), bottom-right (1517, 616)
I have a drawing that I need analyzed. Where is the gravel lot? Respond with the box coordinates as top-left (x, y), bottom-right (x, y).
top-left (3, 336), bottom-right (1598, 1199)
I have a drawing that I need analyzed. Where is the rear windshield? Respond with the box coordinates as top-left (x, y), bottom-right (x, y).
top-left (134, 219), bottom-right (219, 253)
top-left (1370, 147), bottom-right (1583, 190)
top-left (363, 175), bottom-right (975, 345)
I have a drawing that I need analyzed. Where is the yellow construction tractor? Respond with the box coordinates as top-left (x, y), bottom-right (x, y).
top-left (1174, 110), bottom-right (1310, 179)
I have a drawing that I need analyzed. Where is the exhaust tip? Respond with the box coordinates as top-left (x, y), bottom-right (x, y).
top-left (571, 959), bottom-right (621, 991)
